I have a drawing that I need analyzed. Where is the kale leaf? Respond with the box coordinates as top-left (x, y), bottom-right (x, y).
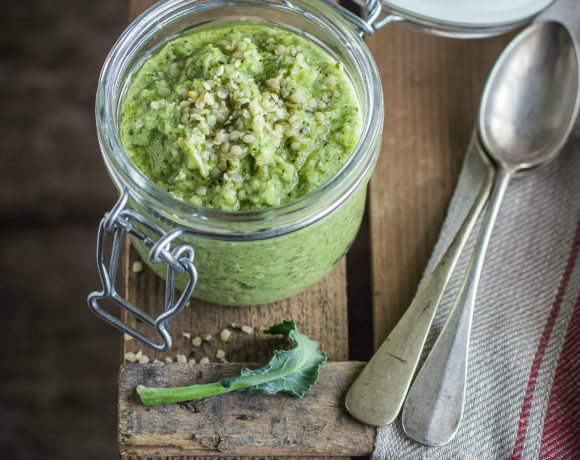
top-left (138, 319), bottom-right (327, 405)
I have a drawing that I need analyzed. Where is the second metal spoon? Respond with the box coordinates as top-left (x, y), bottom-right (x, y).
top-left (345, 142), bottom-right (493, 426)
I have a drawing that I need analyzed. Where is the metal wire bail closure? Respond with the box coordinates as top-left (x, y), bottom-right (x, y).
top-left (87, 189), bottom-right (198, 351)
top-left (324, 0), bottom-right (402, 36)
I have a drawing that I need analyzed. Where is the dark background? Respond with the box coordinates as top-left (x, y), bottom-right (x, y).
top-left (0, 1), bottom-right (128, 458)
top-left (0, 1), bottom-right (372, 458)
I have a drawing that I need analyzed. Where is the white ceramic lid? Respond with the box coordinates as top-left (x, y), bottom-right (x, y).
top-left (382, 0), bottom-right (553, 28)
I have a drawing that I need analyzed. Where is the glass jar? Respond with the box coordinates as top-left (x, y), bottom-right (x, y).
top-left (90, 0), bottom-right (383, 350)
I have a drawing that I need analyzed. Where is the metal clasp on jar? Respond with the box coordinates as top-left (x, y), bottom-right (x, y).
top-left (320, 0), bottom-right (402, 36)
top-left (87, 189), bottom-right (197, 351)
top-left (339, 0), bottom-right (526, 39)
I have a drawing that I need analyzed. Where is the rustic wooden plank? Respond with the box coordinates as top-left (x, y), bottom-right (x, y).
top-left (122, 457), bottom-right (299, 460)
top-left (121, 456), bottom-right (332, 460)
top-left (366, 26), bottom-right (515, 348)
top-left (119, 362), bottom-right (374, 457)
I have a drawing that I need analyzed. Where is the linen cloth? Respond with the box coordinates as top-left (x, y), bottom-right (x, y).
top-left (373, 0), bottom-right (580, 458)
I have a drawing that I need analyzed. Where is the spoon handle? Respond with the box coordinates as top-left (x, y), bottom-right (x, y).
top-left (401, 166), bottom-right (512, 446)
top-left (345, 162), bottom-right (494, 426)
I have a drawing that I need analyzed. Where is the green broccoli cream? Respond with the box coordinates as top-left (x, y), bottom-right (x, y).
top-left (121, 22), bottom-right (366, 305)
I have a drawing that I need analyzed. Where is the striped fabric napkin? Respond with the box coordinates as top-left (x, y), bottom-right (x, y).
top-left (373, 0), bottom-right (580, 458)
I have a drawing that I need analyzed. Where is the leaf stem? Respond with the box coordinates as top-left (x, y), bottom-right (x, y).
top-left (140, 381), bottom-right (248, 405)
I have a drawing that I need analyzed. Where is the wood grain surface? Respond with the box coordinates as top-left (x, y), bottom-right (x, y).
top-left (119, 362), bottom-right (374, 457)
top-left (367, 26), bottom-right (514, 347)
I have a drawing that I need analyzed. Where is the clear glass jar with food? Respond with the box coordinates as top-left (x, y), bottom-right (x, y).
top-left (90, 0), bottom-right (383, 350)
top-left (89, 0), bottom-right (550, 350)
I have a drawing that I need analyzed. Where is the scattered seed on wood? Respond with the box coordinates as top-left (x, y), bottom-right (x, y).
top-left (200, 357), bottom-right (210, 364)
top-left (124, 352), bottom-right (137, 363)
top-left (220, 329), bottom-right (232, 342)
top-left (201, 334), bottom-right (213, 342)
top-left (124, 333), bottom-right (133, 341)
top-left (176, 354), bottom-right (187, 364)
top-left (132, 261), bottom-right (143, 273)
top-left (182, 332), bottom-right (191, 339)
top-left (165, 357), bottom-right (174, 363)
top-left (188, 358), bottom-right (196, 364)
top-left (153, 359), bottom-right (162, 364)
top-left (138, 355), bottom-right (150, 364)
top-left (192, 336), bottom-right (202, 347)
top-left (216, 349), bottom-right (226, 359)
top-left (241, 325), bottom-right (254, 334)
top-left (135, 350), bottom-right (143, 360)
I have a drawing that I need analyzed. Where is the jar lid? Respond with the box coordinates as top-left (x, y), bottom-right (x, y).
top-left (382, 0), bottom-right (553, 28)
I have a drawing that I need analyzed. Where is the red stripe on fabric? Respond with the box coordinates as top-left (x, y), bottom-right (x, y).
top-left (510, 213), bottom-right (580, 459)
top-left (539, 291), bottom-right (580, 459)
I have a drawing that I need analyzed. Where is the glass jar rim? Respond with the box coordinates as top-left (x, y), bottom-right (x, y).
top-left (96, 0), bottom-right (383, 239)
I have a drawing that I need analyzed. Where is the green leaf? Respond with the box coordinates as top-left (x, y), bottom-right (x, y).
top-left (138, 319), bottom-right (327, 405)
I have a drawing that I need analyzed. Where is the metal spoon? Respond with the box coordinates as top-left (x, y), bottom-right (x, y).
top-left (345, 146), bottom-right (494, 426)
top-left (402, 21), bottom-right (580, 446)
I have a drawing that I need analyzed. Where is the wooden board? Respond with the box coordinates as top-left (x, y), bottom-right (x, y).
top-left (119, 362), bottom-right (374, 457)
top-left (118, 0), bottom-right (516, 457)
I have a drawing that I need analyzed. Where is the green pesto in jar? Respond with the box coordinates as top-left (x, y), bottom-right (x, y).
top-left (120, 22), bottom-right (362, 211)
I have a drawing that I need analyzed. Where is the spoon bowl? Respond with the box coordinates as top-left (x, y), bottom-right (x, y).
top-left (480, 21), bottom-right (580, 170)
